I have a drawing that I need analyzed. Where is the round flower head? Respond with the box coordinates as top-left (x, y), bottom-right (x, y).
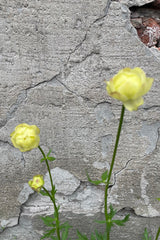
top-left (106, 67), bottom-right (153, 111)
top-left (28, 175), bottom-right (44, 192)
top-left (10, 123), bottom-right (40, 152)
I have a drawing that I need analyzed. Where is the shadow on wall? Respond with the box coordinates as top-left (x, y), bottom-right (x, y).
top-left (130, 0), bottom-right (160, 49)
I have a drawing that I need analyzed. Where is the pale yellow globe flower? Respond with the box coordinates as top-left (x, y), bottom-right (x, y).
top-left (10, 123), bottom-right (40, 152)
top-left (106, 67), bottom-right (153, 111)
top-left (28, 175), bottom-right (44, 192)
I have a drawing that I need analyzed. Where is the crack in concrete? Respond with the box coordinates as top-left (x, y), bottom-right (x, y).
top-left (0, 140), bottom-right (12, 147)
top-left (1, 72), bottom-right (61, 129)
top-left (69, 50), bottom-right (100, 64)
top-left (0, 192), bottom-right (35, 234)
top-left (1, 0), bottom-right (113, 132)
top-left (21, 153), bottom-right (26, 168)
top-left (66, 32), bottom-right (88, 65)
top-left (66, 0), bottom-right (112, 66)
top-left (55, 77), bottom-right (96, 104)
top-left (114, 158), bottom-right (134, 181)
top-left (3, 5), bottom-right (110, 128)
top-left (115, 206), bottom-right (159, 219)
top-left (142, 105), bottom-right (160, 110)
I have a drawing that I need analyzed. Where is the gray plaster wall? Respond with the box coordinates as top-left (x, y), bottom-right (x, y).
top-left (0, 0), bottom-right (160, 239)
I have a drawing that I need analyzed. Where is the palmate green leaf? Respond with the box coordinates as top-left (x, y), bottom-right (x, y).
top-left (61, 227), bottom-right (70, 240)
top-left (96, 205), bottom-right (129, 234)
top-left (51, 187), bottom-right (57, 199)
top-left (40, 190), bottom-right (49, 197)
top-left (86, 171), bottom-right (103, 185)
top-left (40, 228), bottom-right (56, 239)
top-left (108, 204), bottom-right (117, 218)
top-left (106, 221), bottom-right (114, 233)
top-left (40, 157), bottom-right (46, 163)
top-left (47, 149), bottom-right (52, 157)
top-left (95, 220), bottom-right (106, 224)
top-left (50, 236), bottom-right (58, 240)
top-left (157, 198), bottom-right (160, 201)
top-left (107, 205), bottom-right (129, 232)
top-left (77, 230), bottom-right (89, 240)
top-left (86, 170), bottom-right (109, 186)
top-left (41, 216), bottom-right (56, 227)
top-left (112, 214), bottom-right (129, 226)
top-left (94, 230), bottom-right (103, 240)
top-left (47, 149), bottom-right (56, 161)
top-left (47, 156), bottom-right (56, 161)
top-left (60, 221), bottom-right (72, 230)
top-left (101, 232), bottom-right (107, 240)
top-left (77, 230), bottom-right (108, 240)
top-left (61, 229), bottom-right (69, 240)
top-left (90, 233), bottom-right (96, 240)
top-left (59, 221), bottom-right (71, 240)
top-left (94, 230), bottom-right (108, 240)
top-left (142, 228), bottom-right (152, 240)
top-left (101, 170), bottom-right (109, 183)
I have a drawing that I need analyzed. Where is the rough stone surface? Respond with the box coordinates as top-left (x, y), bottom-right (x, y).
top-left (44, 167), bottom-right (80, 195)
top-left (0, 0), bottom-right (160, 239)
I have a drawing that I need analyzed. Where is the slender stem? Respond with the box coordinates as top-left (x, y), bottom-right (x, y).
top-left (155, 227), bottom-right (160, 240)
top-left (42, 187), bottom-right (61, 240)
top-left (104, 105), bottom-right (125, 239)
top-left (39, 146), bottom-right (61, 240)
top-left (107, 231), bottom-right (110, 240)
top-left (42, 186), bottom-right (53, 200)
top-left (38, 146), bottom-right (54, 189)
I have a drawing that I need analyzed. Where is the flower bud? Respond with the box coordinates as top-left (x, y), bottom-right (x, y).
top-left (28, 175), bottom-right (44, 192)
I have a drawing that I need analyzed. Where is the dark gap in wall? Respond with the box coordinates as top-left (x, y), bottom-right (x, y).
top-left (130, 0), bottom-right (160, 50)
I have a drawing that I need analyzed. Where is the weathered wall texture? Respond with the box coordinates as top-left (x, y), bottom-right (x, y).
top-left (0, 0), bottom-right (160, 239)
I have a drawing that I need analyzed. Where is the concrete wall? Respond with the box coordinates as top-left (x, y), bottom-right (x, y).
top-left (0, 0), bottom-right (160, 239)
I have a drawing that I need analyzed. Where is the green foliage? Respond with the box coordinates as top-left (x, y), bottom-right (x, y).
top-left (101, 171), bottom-right (109, 183)
top-left (77, 231), bottom-right (89, 240)
top-left (40, 214), bottom-right (57, 239)
top-left (41, 216), bottom-right (57, 227)
top-left (41, 149), bottom-right (56, 163)
top-left (40, 215), bottom-right (71, 240)
top-left (77, 205), bottom-right (129, 240)
top-left (51, 186), bottom-right (57, 199)
top-left (40, 190), bottom-right (49, 197)
top-left (96, 205), bottom-right (129, 233)
top-left (86, 170), bottom-right (109, 186)
top-left (61, 222), bottom-right (72, 240)
top-left (93, 230), bottom-right (107, 240)
top-left (40, 228), bottom-right (56, 239)
top-left (142, 228), bottom-right (152, 240)
top-left (47, 149), bottom-right (56, 161)
top-left (77, 230), bottom-right (107, 240)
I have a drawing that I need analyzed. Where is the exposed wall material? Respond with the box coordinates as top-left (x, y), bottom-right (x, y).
top-left (0, 0), bottom-right (160, 239)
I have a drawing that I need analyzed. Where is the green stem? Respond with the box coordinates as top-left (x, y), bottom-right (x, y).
top-left (39, 146), bottom-right (61, 240)
top-left (155, 227), bottom-right (160, 240)
top-left (107, 231), bottom-right (110, 240)
top-left (42, 187), bottom-right (61, 240)
top-left (38, 146), bottom-right (54, 189)
top-left (42, 186), bottom-right (53, 201)
top-left (104, 105), bottom-right (125, 239)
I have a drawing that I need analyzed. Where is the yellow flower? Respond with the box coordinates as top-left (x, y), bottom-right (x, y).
top-left (106, 67), bottom-right (153, 111)
top-left (28, 175), bottom-right (44, 192)
top-left (10, 123), bottom-right (40, 152)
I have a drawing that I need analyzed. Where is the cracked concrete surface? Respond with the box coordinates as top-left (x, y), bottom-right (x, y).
top-left (0, 0), bottom-right (160, 239)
